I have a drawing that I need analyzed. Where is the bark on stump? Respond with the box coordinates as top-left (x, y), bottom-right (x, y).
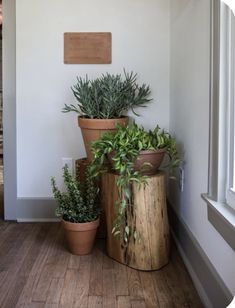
top-left (101, 171), bottom-right (170, 270)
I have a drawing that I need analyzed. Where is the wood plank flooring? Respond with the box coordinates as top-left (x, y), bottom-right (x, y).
top-left (0, 221), bottom-right (204, 308)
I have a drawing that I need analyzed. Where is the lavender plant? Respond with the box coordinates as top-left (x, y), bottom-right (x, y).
top-left (62, 70), bottom-right (152, 119)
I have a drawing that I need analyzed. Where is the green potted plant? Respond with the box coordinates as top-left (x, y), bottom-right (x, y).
top-left (51, 164), bottom-right (100, 255)
top-left (62, 70), bottom-right (152, 161)
top-left (89, 123), bottom-right (180, 244)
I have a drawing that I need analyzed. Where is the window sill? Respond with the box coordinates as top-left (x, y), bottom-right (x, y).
top-left (202, 194), bottom-right (235, 251)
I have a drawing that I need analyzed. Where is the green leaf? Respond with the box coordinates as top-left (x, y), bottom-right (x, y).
top-left (125, 226), bottom-right (130, 236)
top-left (113, 230), bottom-right (121, 237)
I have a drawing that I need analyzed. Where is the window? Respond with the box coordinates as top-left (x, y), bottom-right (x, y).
top-left (208, 1), bottom-right (235, 210)
top-left (219, 3), bottom-right (235, 210)
top-left (204, 0), bottom-right (235, 250)
top-left (225, 7), bottom-right (235, 210)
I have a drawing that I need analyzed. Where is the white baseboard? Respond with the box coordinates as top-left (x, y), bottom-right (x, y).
top-left (171, 230), bottom-right (213, 308)
top-left (17, 218), bottom-right (60, 223)
top-left (168, 204), bottom-right (233, 308)
top-left (15, 198), bottom-right (57, 220)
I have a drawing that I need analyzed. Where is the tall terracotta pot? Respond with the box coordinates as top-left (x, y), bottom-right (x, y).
top-left (62, 217), bottom-right (100, 255)
top-left (78, 116), bottom-right (129, 161)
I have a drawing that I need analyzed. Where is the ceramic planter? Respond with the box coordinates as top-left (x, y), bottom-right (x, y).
top-left (133, 149), bottom-right (166, 175)
top-left (108, 149), bottom-right (166, 175)
top-left (62, 217), bottom-right (100, 255)
top-left (78, 116), bottom-right (129, 162)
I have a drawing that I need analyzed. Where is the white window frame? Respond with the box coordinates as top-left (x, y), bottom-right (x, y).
top-left (208, 1), bottom-right (235, 211)
top-left (218, 3), bottom-right (235, 211)
top-left (203, 0), bottom-right (235, 251)
top-left (226, 8), bottom-right (235, 210)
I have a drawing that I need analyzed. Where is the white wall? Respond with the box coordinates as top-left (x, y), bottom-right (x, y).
top-left (170, 0), bottom-right (235, 294)
top-left (16, 0), bottom-right (170, 197)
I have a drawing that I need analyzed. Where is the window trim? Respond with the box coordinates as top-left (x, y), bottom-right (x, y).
top-left (226, 8), bottom-right (235, 210)
top-left (204, 0), bottom-right (235, 250)
top-left (208, 0), bottom-right (221, 201)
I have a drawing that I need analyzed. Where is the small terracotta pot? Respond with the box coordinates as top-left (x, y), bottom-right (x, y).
top-left (108, 149), bottom-right (166, 176)
top-left (62, 217), bottom-right (100, 255)
top-left (133, 149), bottom-right (166, 175)
top-left (78, 116), bottom-right (129, 162)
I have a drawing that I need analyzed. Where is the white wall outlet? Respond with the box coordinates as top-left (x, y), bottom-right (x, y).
top-left (179, 165), bottom-right (185, 192)
top-left (62, 157), bottom-right (75, 176)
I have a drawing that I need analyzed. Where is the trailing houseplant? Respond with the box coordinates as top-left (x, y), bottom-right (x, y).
top-left (51, 164), bottom-right (100, 255)
top-left (89, 123), bottom-right (180, 244)
top-left (62, 71), bottom-right (152, 161)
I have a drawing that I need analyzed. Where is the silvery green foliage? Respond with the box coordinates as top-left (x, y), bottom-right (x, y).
top-left (63, 71), bottom-right (152, 119)
top-left (51, 165), bottom-right (99, 223)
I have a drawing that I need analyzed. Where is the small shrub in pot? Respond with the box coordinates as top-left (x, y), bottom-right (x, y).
top-left (51, 164), bottom-right (100, 255)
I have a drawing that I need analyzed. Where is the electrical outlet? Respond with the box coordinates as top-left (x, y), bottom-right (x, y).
top-left (62, 157), bottom-right (75, 176)
top-left (179, 166), bottom-right (184, 192)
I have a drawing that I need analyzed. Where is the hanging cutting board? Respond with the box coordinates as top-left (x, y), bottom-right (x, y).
top-left (64, 32), bottom-right (112, 64)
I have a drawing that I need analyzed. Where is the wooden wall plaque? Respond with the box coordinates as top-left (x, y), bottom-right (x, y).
top-left (64, 32), bottom-right (112, 64)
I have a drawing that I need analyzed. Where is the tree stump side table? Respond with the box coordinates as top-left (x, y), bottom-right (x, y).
top-left (101, 171), bottom-right (170, 270)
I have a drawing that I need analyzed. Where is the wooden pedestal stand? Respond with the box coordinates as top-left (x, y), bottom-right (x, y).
top-left (75, 158), bottom-right (106, 238)
top-left (101, 171), bottom-right (170, 270)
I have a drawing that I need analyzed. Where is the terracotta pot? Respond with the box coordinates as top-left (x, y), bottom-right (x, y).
top-left (108, 149), bottom-right (166, 176)
top-left (78, 116), bottom-right (129, 162)
top-left (62, 217), bottom-right (100, 255)
top-left (133, 149), bottom-right (166, 175)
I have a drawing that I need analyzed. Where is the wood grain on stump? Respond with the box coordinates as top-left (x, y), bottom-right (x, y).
top-left (101, 171), bottom-right (170, 270)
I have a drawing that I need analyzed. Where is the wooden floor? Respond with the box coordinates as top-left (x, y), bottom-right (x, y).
top-left (0, 222), bottom-right (204, 308)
